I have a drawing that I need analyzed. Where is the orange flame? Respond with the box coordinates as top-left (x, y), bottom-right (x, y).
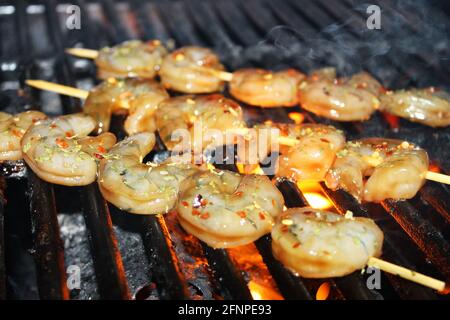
top-left (316, 282), bottom-right (331, 300)
top-left (288, 112), bottom-right (305, 124)
top-left (297, 181), bottom-right (333, 210)
top-left (248, 281), bottom-right (283, 300)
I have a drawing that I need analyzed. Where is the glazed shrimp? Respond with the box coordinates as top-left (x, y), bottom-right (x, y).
top-left (325, 138), bottom-right (429, 203)
top-left (177, 169), bottom-right (285, 248)
top-left (229, 68), bottom-right (306, 107)
top-left (155, 94), bottom-right (246, 151)
top-left (0, 111), bottom-right (46, 161)
top-left (98, 132), bottom-right (199, 215)
top-left (95, 40), bottom-right (167, 79)
top-left (380, 88), bottom-right (450, 127)
top-left (21, 114), bottom-right (116, 186)
top-left (83, 78), bottom-right (169, 134)
top-left (298, 68), bottom-right (382, 121)
top-left (272, 207), bottom-right (383, 278)
top-left (263, 123), bottom-right (346, 181)
top-left (159, 46), bottom-right (226, 93)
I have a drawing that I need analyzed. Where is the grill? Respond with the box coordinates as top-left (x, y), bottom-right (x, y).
top-left (0, 0), bottom-right (449, 300)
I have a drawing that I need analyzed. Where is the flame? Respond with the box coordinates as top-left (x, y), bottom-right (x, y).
top-left (248, 281), bottom-right (283, 300)
top-left (236, 163), bottom-right (265, 175)
top-left (429, 163), bottom-right (441, 173)
top-left (316, 282), bottom-right (331, 300)
top-left (288, 112), bottom-right (305, 124)
top-left (297, 181), bottom-right (333, 210)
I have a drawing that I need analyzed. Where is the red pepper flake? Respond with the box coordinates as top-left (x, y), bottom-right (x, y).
top-left (65, 131), bottom-right (74, 138)
top-left (200, 212), bottom-right (210, 219)
top-left (320, 138), bottom-right (330, 143)
top-left (234, 191), bottom-right (243, 196)
top-left (272, 199), bottom-right (276, 206)
top-left (259, 212), bottom-right (266, 220)
top-left (192, 209), bottom-right (201, 216)
top-left (94, 153), bottom-right (104, 160)
top-left (236, 211), bottom-right (247, 218)
top-left (97, 145), bottom-right (106, 154)
top-left (50, 123), bottom-right (57, 129)
top-left (55, 137), bottom-right (69, 149)
top-left (200, 198), bottom-right (208, 207)
top-left (281, 225), bottom-right (289, 233)
top-left (11, 129), bottom-right (22, 138)
top-left (292, 242), bottom-right (301, 248)
top-left (303, 210), bottom-right (315, 216)
top-left (181, 201), bottom-right (189, 207)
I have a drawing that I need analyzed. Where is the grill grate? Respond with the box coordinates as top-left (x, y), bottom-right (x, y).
top-left (0, 0), bottom-right (449, 300)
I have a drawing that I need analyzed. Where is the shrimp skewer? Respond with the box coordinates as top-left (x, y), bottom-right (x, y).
top-left (380, 87), bottom-right (450, 127)
top-left (229, 68), bottom-right (305, 107)
top-left (98, 132), bottom-right (199, 215)
top-left (272, 207), bottom-right (383, 278)
top-left (0, 111), bottom-right (47, 161)
top-left (21, 113), bottom-right (116, 186)
top-left (177, 169), bottom-right (285, 248)
top-left (298, 68), bottom-right (382, 121)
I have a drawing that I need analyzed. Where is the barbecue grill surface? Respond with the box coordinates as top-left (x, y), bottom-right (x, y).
top-left (0, 0), bottom-right (449, 300)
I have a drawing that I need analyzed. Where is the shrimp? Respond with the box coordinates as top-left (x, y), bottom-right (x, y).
top-left (177, 169), bottom-right (285, 248)
top-left (159, 46), bottom-right (226, 93)
top-left (380, 88), bottom-right (450, 127)
top-left (155, 94), bottom-right (246, 151)
top-left (98, 132), bottom-right (199, 215)
top-left (0, 111), bottom-right (46, 161)
top-left (83, 78), bottom-right (169, 135)
top-left (95, 40), bottom-right (167, 79)
top-left (21, 114), bottom-right (116, 186)
top-left (325, 138), bottom-right (429, 203)
top-left (269, 123), bottom-right (345, 181)
top-left (229, 68), bottom-right (306, 107)
top-left (272, 207), bottom-right (383, 278)
top-left (298, 68), bottom-right (382, 121)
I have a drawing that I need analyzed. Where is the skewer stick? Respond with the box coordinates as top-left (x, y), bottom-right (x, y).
top-left (367, 257), bottom-right (447, 293)
top-left (425, 171), bottom-right (450, 185)
top-left (65, 47), bottom-right (234, 81)
top-left (25, 80), bottom-right (89, 99)
top-left (65, 48), bottom-right (99, 59)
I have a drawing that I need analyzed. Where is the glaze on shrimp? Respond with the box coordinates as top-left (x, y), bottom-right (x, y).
top-left (298, 68), bottom-right (382, 121)
top-left (272, 207), bottom-right (383, 278)
top-left (380, 88), bottom-right (450, 127)
top-left (159, 46), bottom-right (226, 93)
top-left (177, 169), bottom-right (285, 248)
top-left (229, 68), bottom-right (305, 107)
top-left (98, 132), bottom-right (199, 215)
top-left (0, 111), bottom-right (46, 161)
top-left (95, 40), bottom-right (167, 79)
top-left (21, 114), bottom-right (116, 186)
top-left (325, 138), bottom-right (429, 202)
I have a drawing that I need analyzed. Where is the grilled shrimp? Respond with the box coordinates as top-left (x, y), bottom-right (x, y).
top-left (98, 132), bottom-right (199, 215)
top-left (229, 68), bottom-right (306, 107)
top-left (159, 46), bottom-right (226, 93)
top-left (155, 94), bottom-right (246, 151)
top-left (95, 40), bottom-right (167, 79)
top-left (177, 169), bottom-right (285, 248)
top-left (21, 114), bottom-right (116, 186)
top-left (83, 78), bottom-right (169, 134)
top-left (298, 68), bottom-right (382, 121)
top-left (325, 138), bottom-right (429, 202)
top-left (380, 88), bottom-right (450, 127)
top-left (272, 207), bottom-right (383, 278)
top-left (0, 111), bottom-right (46, 161)
top-left (267, 123), bottom-right (345, 181)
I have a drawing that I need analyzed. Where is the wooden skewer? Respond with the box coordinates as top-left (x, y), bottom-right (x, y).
top-left (367, 257), bottom-right (447, 293)
top-left (65, 47), bottom-right (99, 59)
top-left (65, 47), bottom-right (234, 81)
top-left (25, 80), bottom-right (89, 99)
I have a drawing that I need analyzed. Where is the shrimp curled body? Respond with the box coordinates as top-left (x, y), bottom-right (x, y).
top-left (21, 114), bottom-right (116, 186)
top-left (0, 111), bottom-right (47, 161)
top-left (159, 46), bottom-right (226, 93)
top-left (177, 169), bottom-right (285, 248)
top-left (83, 78), bottom-right (169, 135)
top-left (98, 133), bottom-right (199, 215)
top-left (95, 40), bottom-right (167, 79)
top-left (229, 68), bottom-right (306, 107)
top-left (325, 138), bottom-right (429, 202)
top-left (272, 207), bottom-right (383, 278)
